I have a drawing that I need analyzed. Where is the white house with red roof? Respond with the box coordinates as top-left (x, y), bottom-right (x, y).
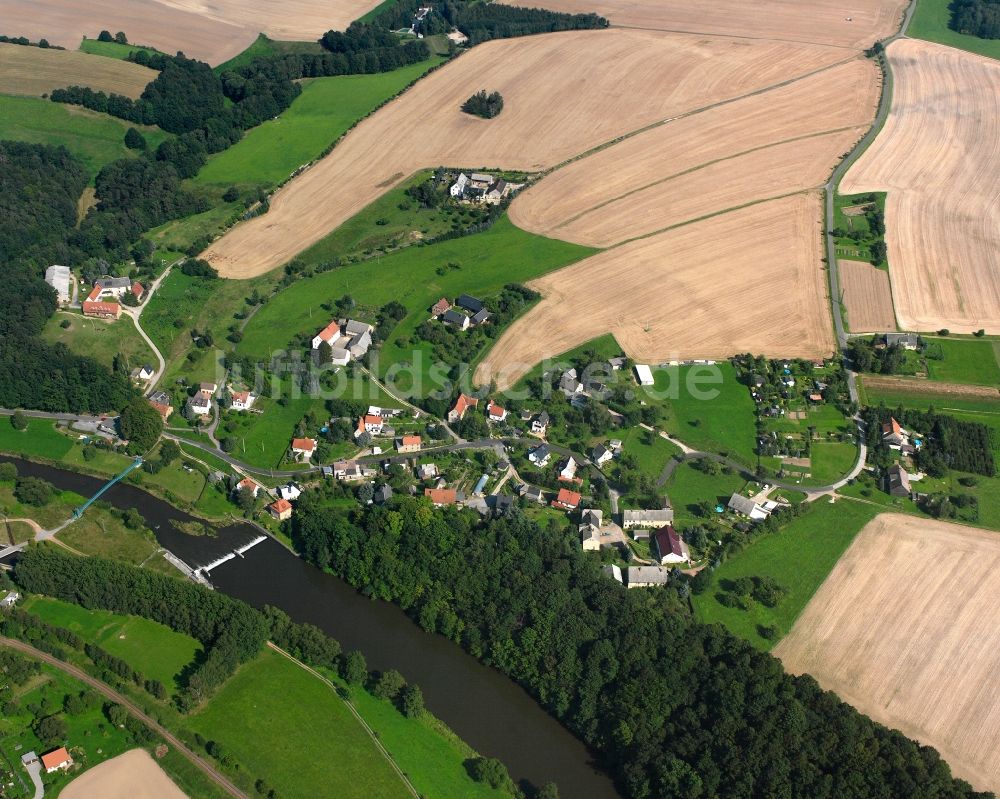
top-left (448, 393), bottom-right (479, 422)
top-left (654, 525), bottom-right (690, 565)
top-left (355, 415), bottom-right (384, 437)
top-left (486, 399), bottom-right (508, 423)
top-left (228, 387), bottom-right (256, 411)
top-left (268, 498), bottom-right (293, 520)
top-left (40, 747), bottom-right (74, 773)
top-left (552, 488), bottom-right (582, 511)
top-left (881, 417), bottom-right (907, 448)
top-left (395, 434), bottom-right (422, 453)
top-left (235, 477), bottom-right (262, 498)
top-left (291, 438), bottom-right (317, 460)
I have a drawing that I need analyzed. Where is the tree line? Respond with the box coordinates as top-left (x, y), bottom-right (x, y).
top-left (289, 492), bottom-right (991, 799)
top-left (951, 0), bottom-right (1000, 39)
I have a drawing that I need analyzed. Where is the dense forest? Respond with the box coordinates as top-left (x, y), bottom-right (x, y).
top-left (288, 493), bottom-right (989, 799)
top-left (951, 0), bottom-right (1000, 38)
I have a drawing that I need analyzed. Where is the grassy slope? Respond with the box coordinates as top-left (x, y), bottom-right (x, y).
top-left (22, 596), bottom-right (201, 691)
top-left (213, 35), bottom-right (325, 73)
top-left (0, 94), bottom-right (168, 181)
top-left (665, 460), bottom-right (746, 525)
top-left (79, 38), bottom-right (163, 60)
top-left (907, 0), bottom-right (1000, 60)
top-left (195, 59), bottom-right (445, 187)
top-left (41, 311), bottom-right (156, 371)
top-left (239, 217), bottom-right (595, 397)
top-left (923, 337), bottom-right (1000, 385)
top-left (692, 499), bottom-right (880, 649)
top-left (190, 649), bottom-right (411, 799)
top-left (618, 426), bottom-right (681, 480)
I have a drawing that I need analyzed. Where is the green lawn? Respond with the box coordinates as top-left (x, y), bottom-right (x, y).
top-left (194, 59), bottom-right (445, 187)
top-left (618, 426), bottom-right (681, 480)
top-left (213, 34), bottom-right (325, 73)
top-left (141, 270), bottom-right (227, 355)
top-left (692, 499), bottom-right (880, 649)
top-left (239, 216), bottom-right (595, 398)
top-left (0, 94), bottom-right (168, 181)
top-left (804, 441), bottom-right (858, 485)
top-left (57, 505), bottom-right (160, 565)
top-left (664, 460), bottom-right (746, 526)
top-left (190, 649), bottom-right (412, 799)
top-left (42, 311), bottom-right (156, 371)
top-left (644, 362), bottom-right (758, 466)
top-left (907, 0), bottom-right (1000, 60)
top-left (78, 38), bottom-right (163, 61)
top-left (923, 337), bottom-right (1000, 385)
top-left (0, 417), bottom-right (74, 460)
top-left (22, 595), bottom-right (201, 691)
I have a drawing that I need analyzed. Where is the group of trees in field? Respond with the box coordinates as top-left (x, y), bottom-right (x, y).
top-left (862, 405), bottom-right (996, 476)
top-left (288, 492), bottom-right (990, 799)
top-left (951, 0), bottom-right (1000, 38)
top-left (462, 89), bottom-right (503, 118)
top-left (847, 336), bottom-right (915, 375)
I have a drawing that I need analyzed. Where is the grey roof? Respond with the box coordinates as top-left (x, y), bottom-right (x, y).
top-left (627, 566), bottom-right (670, 586)
top-left (344, 319), bottom-right (371, 335)
top-left (886, 464), bottom-right (911, 493)
top-left (534, 410), bottom-right (549, 425)
top-left (529, 444), bottom-right (550, 461)
top-left (470, 172), bottom-right (493, 183)
top-left (442, 309), bottom-right (468, 326)
top-left (886, 332), bottom-right (920, 347)
top-left (727, 493), bottom-right (761, 516)
top-left (374, 484), bottom-right (393, 503)
top-left (96, 276), bottom-right (132, 289)
top-left (456, 294), bottom-right (484, 313)
top-left (622, 508), bottom-right (673, 525)
top-left (45, 265), bottom-right (71, 302)
top-left (593, 444), bottom-right (611, 461)
top-left (471, 308), bottom-right (490, 324)
top-left (148, 390), bottom-right (171, 405)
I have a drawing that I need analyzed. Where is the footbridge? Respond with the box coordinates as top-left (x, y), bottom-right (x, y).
top-left (73, 457), bottom-right (144, 519)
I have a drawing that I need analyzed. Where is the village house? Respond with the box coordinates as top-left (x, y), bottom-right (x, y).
top-left (333, 460), bottom-right (375, 481)
top-left (44, 265), bottom-right (71, 304)
top-left (559, 368), bottom-right (583, 396)
top-left (82, 294), bottom-right (121, 320)
top-left (602, 564), bottom-right (623, 583)
top-left (94, 275), bottom-right (144, 300)
top-left (727, 493), bottom-right (772, 521)
top-left (312, 318), bottom-right (374, 365)
top-left (449, 172), bottom-right (469, 198)
top-left (268, 498), bottom-right (293, 521)
top-left (527, 444), bottom-right (551, 467)
top-left (592, 443), bottom-right (614, 466)
top-left (235, 477), bottom-right (262, 498)
top-left (456, 294), bottom-right (484, 314)
top-left (431, 297), bottom-right (452, 316)
top-left (41, 748), bottom-right (74, 774)
top-left (417, 463), bottom-right (439, 480)
top-left (0, 590), bottom-right (20, 609)
top-left (626, 566), bottom-right (671, 589)
top-left (374, 484), bottom-right (393, 504)
top-left (396, 434), bottom-right (422, 453)
top-left (442, 308), bottom-right (470, 330)
top-left (291, 438), bottom-right (317, 461)
top-left (187, 390), bottom-right (213, 416)
top-left (654, 525), bottom-right (690, 565)
top-left (448, 393), bottom-right (479, 422)
top-left (551, 487), bottom-right (581, 511)
top-left (278, 483), bottom-right (302, 501)
top-left (200, 382), bottom-right (218, 396)
top-left (559, 457), bottom-right (579, 482)
top-left (884, 463), bottom-right (911, 497)
top-left (531, 411), bottom-right (549, 435)
top-left (580, 508), bottom-right (605, 551)
top-left (147, 398), bottom-right (173, 422)
top-left (130, 364), bottom-right (155, 383)
top-left (424, 487), bottom-right (457, 506)
top-left (886, 332), bottom-right (921, 350)
top-left (471, 308), bottom-right (491, 326)
top-left (356, 415), bottom-right (384, 437)
top-left (486, 399), bottom-right (508, 423)
top-left (621, 507), bottom-right (674, 529)
top-left (228, 387), bottom-right (256, 411)
top-left (882, 417), bottom-right (908, 448)
top-left (519, 483), bottom-right (544, 503)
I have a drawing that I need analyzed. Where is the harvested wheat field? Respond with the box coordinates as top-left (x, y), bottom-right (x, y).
top-left (477, 194), bottom-right (834, 390)
top-left (840, 260), bottom-right (896, 331)
top-left (862, 374), bottom-right (1000, 399)
top-left (499, 0), bottom-right (905, 48)
top-left (203, 29), bottom-right (854, 277)
top-left (0, 43), bottom-right (156, 98)
top-left (61, 749), bottom-right (188, 799)
top-left (776, 513), bottom-right (1000, 794)
top-left (842, 39), bottom-right (1000, 333)
top-left (510, 58), bottom-right (879, 247)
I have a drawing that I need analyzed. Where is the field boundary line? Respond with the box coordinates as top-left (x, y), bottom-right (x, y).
top-left (266, 642), bottom-right (420, 799)
top-left (606, 23), bottom-right (864, 51)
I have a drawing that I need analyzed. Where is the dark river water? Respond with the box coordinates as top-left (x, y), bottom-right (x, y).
top-left (1, 456), bottom-right (620, 798)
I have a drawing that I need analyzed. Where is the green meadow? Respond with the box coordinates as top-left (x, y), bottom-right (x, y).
top-left (79, 38), bottom-right (163, 61)
top-left (664, 460), bottom-right (746, 526)
top-left (693, 499), bottom-right (880, 649)
top-left (923, 336), bottom-right (1000, 386)
top-left (42, 311), bottom-right (156, 371)
top-left (907, 0), bottom-right (1000, 60)
top-left (0, 94), bottom-right (168, 181)
top-left (195, 59), bottom-right (445, 187)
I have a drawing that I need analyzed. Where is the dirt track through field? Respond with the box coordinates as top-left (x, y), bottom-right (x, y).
top-left (840, 260), bottom-right (896, 332)
top-left (776, 513), bottom-right (1000, 795)
top-left (2, 0), bottom-right (380, 66)
top-left (498, 0), bottom-right (906, 49)
top-left (61, 749), bottom-right (188, 799)
top-left (0, 42), bottom-right (156, 98)
top-left (478, 194), bottom-right (835, 389)
top-left (203, 29), bottom-right (854, 277)
top-left (841, 39), bottom-right (1000, 333)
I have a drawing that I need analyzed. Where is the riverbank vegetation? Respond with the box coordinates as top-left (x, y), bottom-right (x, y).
top-left (288, 491), bottom-right (988, 799)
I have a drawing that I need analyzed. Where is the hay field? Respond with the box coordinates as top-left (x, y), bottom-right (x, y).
top-left (841, 260), bottom-right (896, 331)
top-left (498, 0), bottom-right (905, 48)
top-left (510, 58), bottom-right (879, 247)
top-left (841, 39), bottom-right (1000, 333)
top-left (0, 43), bottom-right (156, 98)
top-left (776, 513), bottom-right (1000, 794)
top-left (477, 194), bottom-right (835, 390)
top-left (61, 749), bottom-right (188, 799)
top-left (202, 30), bottom-right (854, 277)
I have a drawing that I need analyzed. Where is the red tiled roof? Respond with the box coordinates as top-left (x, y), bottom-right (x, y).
top-left (553, 488), bottom-right (581, 508)
top-left (86, 285), bottom-right (101, 301)
top-left (424, 488), bottom-right (457, 505)
top-left (654, 525), bottom-right (685, 558)
top-left (315, 320), bottom-right (341, 344)
top-left (363, 415), bottom-right (383, 426)
top-left (487, 399), bottom-right (505, 418)
top-left (883, 417), bottom-right (902, 436)
top-left (82, 299), bottom-right (120, 316)
top-left (131, 281), bottom-right (144, 298)
top-left (401, 434), bottom-right (421, 446)
top-left (291, 437), bottom-right (316, 451)
top-left (40, 748), bottom-right (71, 770)
top-left (231, 390), bottom-right (252, 404)
top-left (147, 400), bottom-right (172, 420)
top-left (431, 297), bottom-right (451, 314)
top-left (237, 477), bottom-right (259, 492)
top-left (270, 498), bottom-right (292, 513)
top-left (451, 393), bottom-right (478, 417)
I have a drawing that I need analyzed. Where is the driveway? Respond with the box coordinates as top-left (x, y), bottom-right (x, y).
top-left (23, 758), bottom-right (43, 799)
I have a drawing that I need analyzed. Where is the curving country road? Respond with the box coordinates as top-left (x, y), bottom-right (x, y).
top-left (0, 637), bottom-right (248, 799)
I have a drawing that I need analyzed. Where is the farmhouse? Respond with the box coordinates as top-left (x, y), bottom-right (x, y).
top-left (442, 308), bottom-right (470, 330)
top-left (291, 438), bottom-right (317, 460)
top-left (40, 748), bottom-right (74, 773)
top-left (886, 332), bottom-right (920, 350)
top-left (431, 297), bottom-right (451, 316)
top-left (147, 399), bottom-right (173, 422)
top-left (634, 364), bottom-right (654, 386)
top-left (228, 388), bottom-right (256, 411)
top-left (424, 487), bottom-right (458, 506)
top-left (396, 434), bottom-right (422, 453)
top-left (45, 265), bottom-right (71, 304)
top-left (884, 463), bottom-right (911, 497)
top-left (471, 308), bottom-right (491, 325)
top-left (622, 507), bottom-right (674, 529)
top-left (356, 415), bottom-right (384, 437)
top-left (456, 294), bottom-right (484, 314)
top-left (654, 525), bottom-right (690, 565)
top-left (268, 498), bottom-right (293, 521)
top-left (448, 393), bottom-right (479, 422)
top-left (235, 477), bottom-right (262, 498)
top-left (552, 487), bottom-right (581, 511)
top-left (94, 276), bottom-right (142, 299)
top-left (627, 566), bottom-right (670, 589)
top-left (728, 493), bottom-right (771, 521)
top-left (486, 399), bottom-right (508, 422)
top-left (187, 390), bottom-right (213, 416)
top-left (882, 417), bottom-right (908, 448)
top-left (82, 296), bottom-right (121, 320)
top-left (531, 411), bottom-right (549, 434)
top-left (528, 444), bottom-right (551, 466)
top-left (311, 318), bottom-right (373, 364)
top-left (449, 172), bottom-right (469, 198)
top-left (559, 368), bottom-right (583, 396)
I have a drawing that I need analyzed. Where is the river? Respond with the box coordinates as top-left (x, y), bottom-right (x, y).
top-left (1, 456), bottom-right (620, 798)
